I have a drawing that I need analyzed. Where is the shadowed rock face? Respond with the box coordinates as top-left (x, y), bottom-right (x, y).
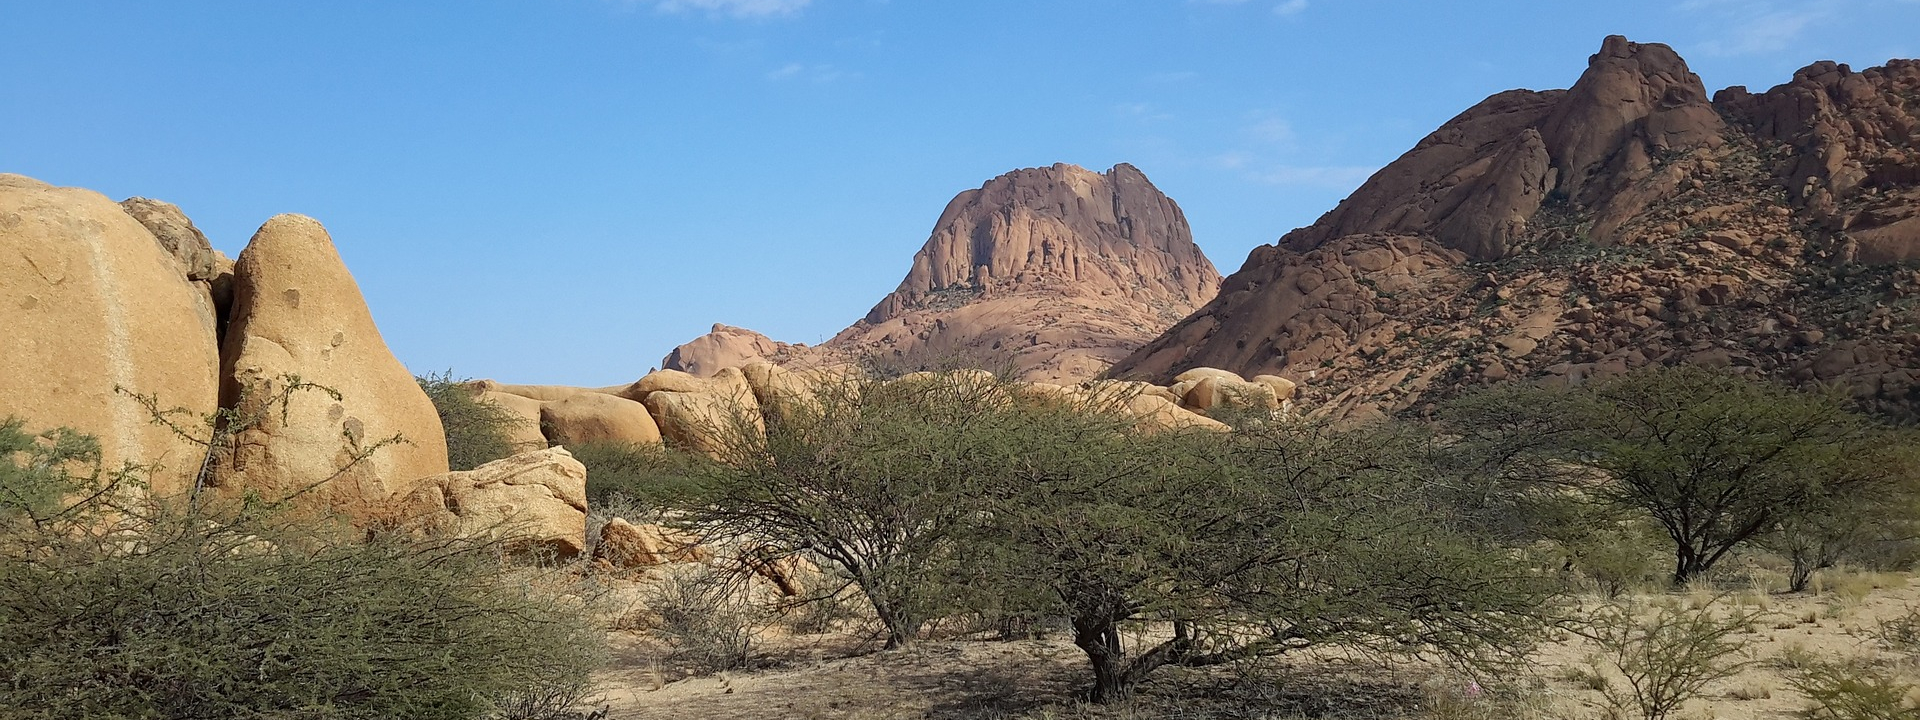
top-left (1114, 37), bottom-right (1920, 421)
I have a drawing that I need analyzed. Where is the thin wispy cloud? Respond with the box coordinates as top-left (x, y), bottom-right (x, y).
top-left (1700, 9), bottom-right (1824, 55)
top-left (768, 62), bottom-right (853, 83)
top-left (1244, 115), bottom-right (1295, 145)
top-left (1115, 102), bottom-right (1176, 122)
top-left (650, 0), bottom-right (811, 19)
top-left (1273, 0), bottom-right (1309, 16)
top-left (1686, 0), bottom-right (1838, 56)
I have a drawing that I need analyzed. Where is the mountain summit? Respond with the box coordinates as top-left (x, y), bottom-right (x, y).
top-left (667, 163), bottom-right (1221, 382)
top-left (1114, 36), bottom-right (1920, 419)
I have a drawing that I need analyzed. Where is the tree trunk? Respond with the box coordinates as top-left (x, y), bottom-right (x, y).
top-left (871, 599), bottom-right (916, 650)
top-left (1073, 615), bottom-right (1131, 703)
top-left (860, 579), bottom-right (918, 650)
top-left (1672, 542), bottom-right (1711, 587)
top-left (1788, 554), bottom-right (1815, 593)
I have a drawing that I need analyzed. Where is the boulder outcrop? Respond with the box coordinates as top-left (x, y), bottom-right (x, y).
top-left (0, 175), bottom-right (221, 498)
top-left (539, 392), bottom-right (662, 446)
top-left (661, 324), bottom-right (806, 377)
top-left (215, 215), bottom-right (449, 512)
top-left (396, 447), bottom-right (589, 559)
top-left (593, 518), bottom-right (708, 569)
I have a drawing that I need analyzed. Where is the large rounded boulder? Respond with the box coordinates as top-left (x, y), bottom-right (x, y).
top-left (214, 214), bottom-right (448, 513)
top-left (0, 174), bottom-right (220, 498)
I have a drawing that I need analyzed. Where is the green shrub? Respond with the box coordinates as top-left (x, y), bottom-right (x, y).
top-left (569, 440), bottom-right (711, 508)
top-left (1560, 520), bottom-right (1669, 598)
top-left (1789, 659), bottom-right (1919, 719)
top-left (0, 417), bottom-right (606, 720)
top-left (418, 371), bottom-right (541, 470)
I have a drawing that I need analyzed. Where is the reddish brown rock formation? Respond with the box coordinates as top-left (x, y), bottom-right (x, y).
top-left (660, 163), bottom-right (1221, 383)
top-left (1114, 37), bottom-right (1920, 420)
top-left (819, 163), bottom-right (1221, 382)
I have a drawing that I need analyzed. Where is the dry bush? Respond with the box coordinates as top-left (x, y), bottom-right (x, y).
top-left (1577, 597), bottom-right (1762, 720)
top-left (1878, 605), bottom-right (1920, 654)
top-left (635, 564), bottom-right (769, 673)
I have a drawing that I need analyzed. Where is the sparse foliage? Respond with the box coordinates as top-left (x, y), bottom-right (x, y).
top-left (1578, 597), bottom-right (1760, 720)
top-left (419, 371), bottom-right (541, 470)
top-left (1788, 658), bottom-right (1920, 720)
top-left (637, 564), bottom-right (768, 673)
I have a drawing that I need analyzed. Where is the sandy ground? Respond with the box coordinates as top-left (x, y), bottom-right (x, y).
top-left (587, 572), bottom-right (1920, 719)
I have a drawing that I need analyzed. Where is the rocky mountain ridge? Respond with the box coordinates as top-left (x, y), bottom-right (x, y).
top-left (1111, 36), bottom-right (1920, 420)
top-left (663, 163), bottom-right (1223, 383)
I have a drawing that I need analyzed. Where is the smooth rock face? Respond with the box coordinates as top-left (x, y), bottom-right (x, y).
top-left (643, 388), bottom-right (763, 457)
top-left (462, 379), bottom-right (594, 403)
top-left (396, 447), bottom-right (589, 559)
top-left (477, 390), bottom-right (550, 451)
top-left (1114, 38), bottom-right (1920, 421)
top-left (539, 392), bottom-right (662, 446)
top-left (215, 214), bottom-right (448, 512)
top-left (0, 174), bottom-right (221, 497)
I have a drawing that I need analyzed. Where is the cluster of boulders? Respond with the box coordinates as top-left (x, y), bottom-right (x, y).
top-left (453, 360), bottom-right (1291, 572)
top-left (0, 174), bottom-right (587, 557)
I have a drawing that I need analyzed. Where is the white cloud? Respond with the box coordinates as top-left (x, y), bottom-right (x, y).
top-left (767, 62), bottom-right (852, 83)
top-left (1273, 0), bottom-right (1309, 16)
top-left (651, 0), bottom-right (811, 18)
top-left (1685, 0), bottom-right (1843, 57)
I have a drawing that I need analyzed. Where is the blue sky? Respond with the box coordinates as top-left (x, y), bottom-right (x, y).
top-left (5, 0), bottom-right (1916, 385)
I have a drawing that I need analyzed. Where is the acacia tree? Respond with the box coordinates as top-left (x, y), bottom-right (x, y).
top-left (1446, 366), bottom-right (1920, 587)
top-left (954, 406), bottom-right (1558, 702)
top-left (660, 372), bottom-right (1010, 649)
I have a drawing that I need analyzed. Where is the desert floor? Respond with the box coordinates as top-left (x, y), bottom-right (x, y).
top-left (589, 572), bottom-right (1920, 719)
